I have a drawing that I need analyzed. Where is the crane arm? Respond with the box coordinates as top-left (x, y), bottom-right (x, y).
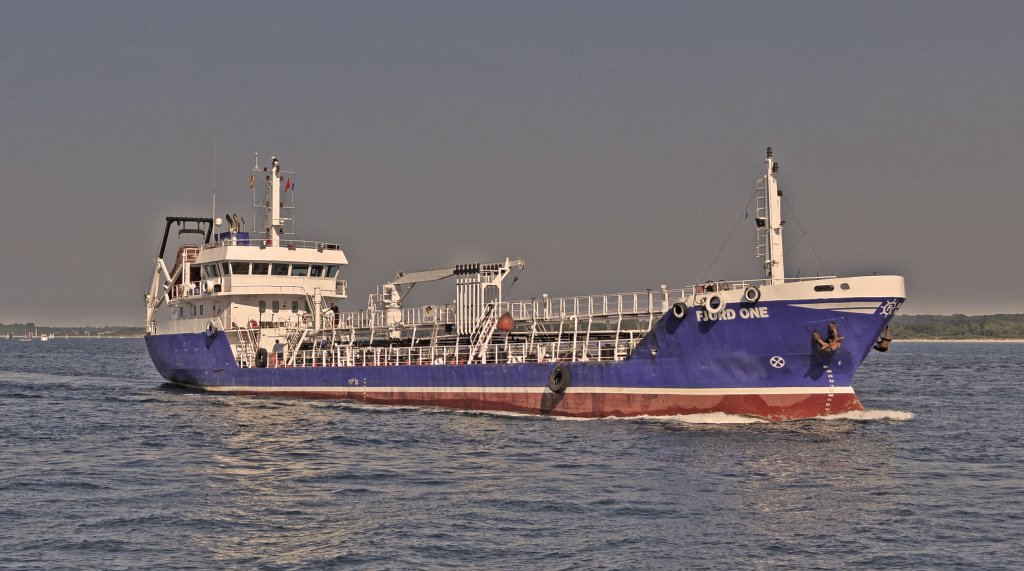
top-left (386, 257), bottom-right (525, 287)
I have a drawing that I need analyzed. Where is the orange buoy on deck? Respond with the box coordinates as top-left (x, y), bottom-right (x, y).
top-left (497, 312), bottom-right (514, 332)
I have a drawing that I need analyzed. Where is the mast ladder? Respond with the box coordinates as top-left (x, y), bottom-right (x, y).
top-left (755, 177), bottom-right (768, 258)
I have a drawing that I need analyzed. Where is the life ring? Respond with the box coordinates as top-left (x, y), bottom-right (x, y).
top-left (547, 364), bottom-right (570, 393)
top-left (671, 301), bottom-right (688, 320)
top-left (703, 292), bottom-right (726, 315)
top-left (255, 348), bottom-right (268, 368)
top-left (249, 319), bottom-right (259, 329)
top-left (742, 285), bottom-right (761, 303)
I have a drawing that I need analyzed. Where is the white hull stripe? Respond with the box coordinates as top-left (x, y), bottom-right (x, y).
top-left (789, 302), bottom-right (880, 312)
top-left (193, 385), bottom-right (855, 396)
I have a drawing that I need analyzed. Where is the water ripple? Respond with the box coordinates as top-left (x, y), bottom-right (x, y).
top-left (0, 339), bottom-right (1021, 569)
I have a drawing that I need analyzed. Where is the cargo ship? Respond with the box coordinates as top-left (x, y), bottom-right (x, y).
top-left (144, 149), bottom-right (904, 420)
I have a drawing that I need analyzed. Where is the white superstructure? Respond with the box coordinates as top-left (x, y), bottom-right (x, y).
top-left (144, 156), bottom-right (349, 357)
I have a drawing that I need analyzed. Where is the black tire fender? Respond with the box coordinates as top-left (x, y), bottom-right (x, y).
top-left (671, 301), bottom-right (688, 319)
top-left (255, 348), bottom-right (269, 368)
top-left (547, 364), bottom-right (570, 393)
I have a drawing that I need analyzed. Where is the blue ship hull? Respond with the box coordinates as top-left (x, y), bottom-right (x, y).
top-left (146, 296), bottom-right (902, 419)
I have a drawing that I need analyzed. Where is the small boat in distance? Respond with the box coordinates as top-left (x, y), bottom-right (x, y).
top-left (143, 149), bottom-right (905, 420)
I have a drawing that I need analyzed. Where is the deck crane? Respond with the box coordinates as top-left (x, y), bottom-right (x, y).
top-left (371, 257), bottom-right (525, 335)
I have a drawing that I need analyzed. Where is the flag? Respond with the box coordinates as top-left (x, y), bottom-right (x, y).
top-left (744, 208), bottom-right (749, 221)
top-left (249, 175), bottom-right (254, 189)
top-left (285, 178), bottom-right (292, 192)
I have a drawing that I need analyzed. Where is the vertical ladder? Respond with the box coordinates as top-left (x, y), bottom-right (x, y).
top-left (755, 177), bottom-right (768, 259)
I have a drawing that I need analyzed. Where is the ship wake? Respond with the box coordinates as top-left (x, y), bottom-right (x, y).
top-left (818, 409), bottom-right (915, 421)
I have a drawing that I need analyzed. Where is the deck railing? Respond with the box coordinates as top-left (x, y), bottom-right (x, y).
top-left (201, 238), bottom-right (343, 251)
top-left (260, 337), bottom-right (642, 369)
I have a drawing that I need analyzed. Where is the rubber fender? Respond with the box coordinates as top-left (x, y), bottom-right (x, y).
top-left (742, 285), bottom-right (761, 303)
top-left (547, 364), bottom-right (570, 393)
top-left (704, 293), bottom-right (726, 314)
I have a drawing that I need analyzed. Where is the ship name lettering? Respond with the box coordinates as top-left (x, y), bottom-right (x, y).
top-left (696, 306), bottom-right (769, 322)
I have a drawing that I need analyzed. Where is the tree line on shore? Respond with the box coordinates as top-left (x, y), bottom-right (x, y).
top-left (889, 314), bottom-right (1024, 340)
top-left (0, 323), bottom-right (145, 338)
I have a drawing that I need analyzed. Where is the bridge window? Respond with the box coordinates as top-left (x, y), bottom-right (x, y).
top-left (310, 264), bottom-right (325, 277)
top-left (252, 262), bottom-right (269, 275)
top-left (291, 264), bottom-right (309, 277)
top-left (203, 264), bottom-right (219, 278)
top-left (326, 265), bottom-right (340, 278)
top-left (271, 263), bottom-right (289, 276)
top-left (221, 262), bottom-right (230, 275)
top-left (231, 262), bottom-right (250, 275)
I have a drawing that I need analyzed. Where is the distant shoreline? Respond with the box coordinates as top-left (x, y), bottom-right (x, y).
top-left (898, 338), bottom-right (1024, 343)
top-left (3, 336), bottom-right (144, 340)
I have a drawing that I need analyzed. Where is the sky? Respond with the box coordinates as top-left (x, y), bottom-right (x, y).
top-left (2, 1), bottom-right (1022, 325)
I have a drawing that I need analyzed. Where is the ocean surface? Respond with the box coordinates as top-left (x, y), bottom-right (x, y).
top-left (0, 339), bottom-right (1021, 570)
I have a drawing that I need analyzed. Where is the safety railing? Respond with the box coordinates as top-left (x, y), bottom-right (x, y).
top-left (202, 238), bottom-right (344, 251)
top-left (254, 338), bottom-right (643, 369)
top-left (153, 318), bottom-right (211, 335)
top-left (500, 288), bottom-right (687, 321)
top-left (169, 282), bottom-right (211, 300)
top-left (333, 287), bottom-right (691, 331)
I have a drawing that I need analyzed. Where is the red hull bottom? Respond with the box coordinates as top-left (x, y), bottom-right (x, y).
top-left (201, 387), bottom-right (864, 421)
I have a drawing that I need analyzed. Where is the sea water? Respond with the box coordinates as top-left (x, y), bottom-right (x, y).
top-left (0, 340), bottom-right (1021, 569)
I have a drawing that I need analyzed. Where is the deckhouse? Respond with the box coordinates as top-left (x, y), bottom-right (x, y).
top-left (145, 156), bottom-right (348, 344)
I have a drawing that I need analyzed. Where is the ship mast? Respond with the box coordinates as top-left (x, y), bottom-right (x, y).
top-left (253, 154), bottom-right (291, 246)
top-left (759, 147), bottom-right (785, 284)
top-left (268, 156), bottom-right (283, 245)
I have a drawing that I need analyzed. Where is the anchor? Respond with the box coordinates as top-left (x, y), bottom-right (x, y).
top-left (813, 321), bottom-right (844, 353)
top-left (874, 326), bottom-right (893, 352)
